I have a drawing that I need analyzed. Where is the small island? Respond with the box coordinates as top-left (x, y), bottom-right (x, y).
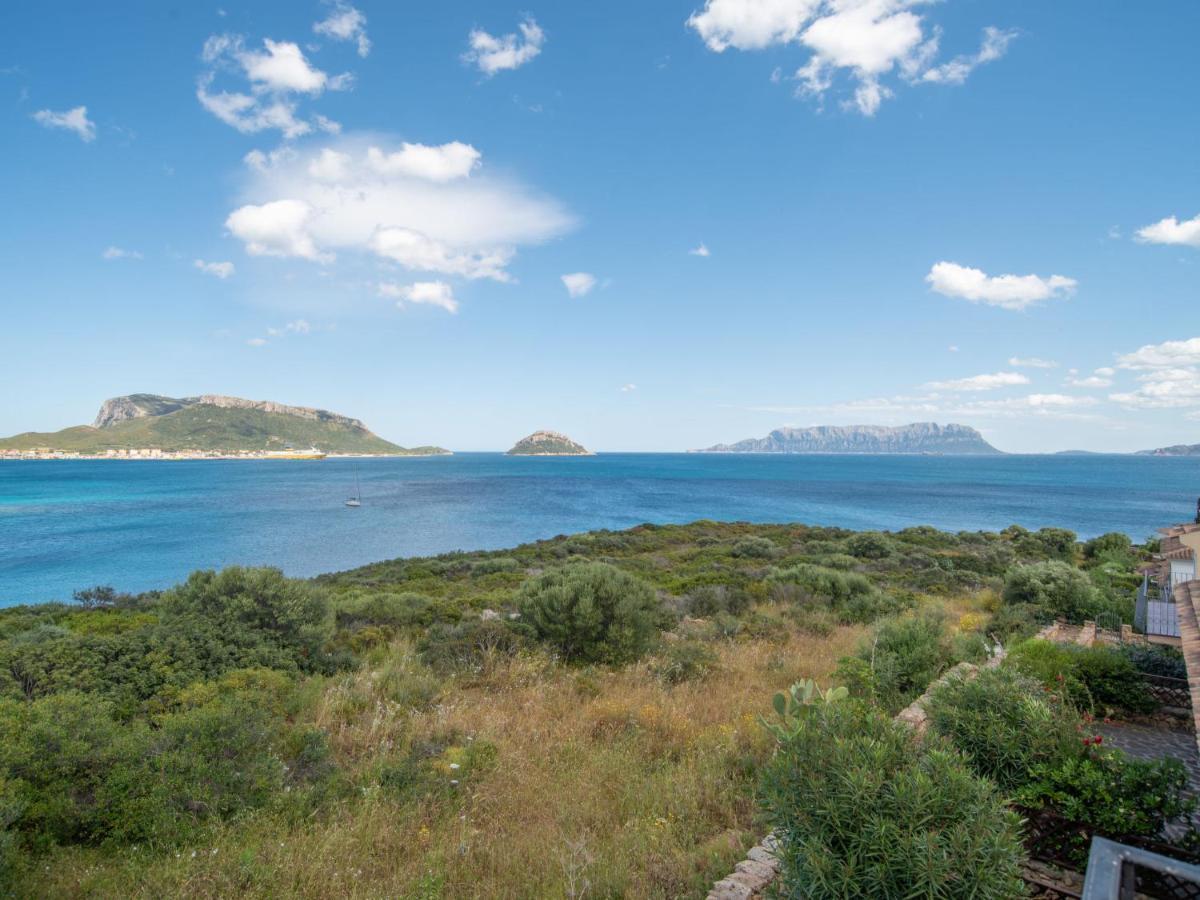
top-left (506, 430), bottom-right (593, 456)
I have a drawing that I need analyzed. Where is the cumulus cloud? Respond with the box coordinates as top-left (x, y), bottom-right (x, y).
top-left (225, 135), bottom-right (573, 282)
top-left (924, 371), bottom-right (1029, 392)
top-left (33, 105), bottom-right (95, 141)
top-left (687, 0), bottom-right (1015, 116)
top-left (378, 280), bottom-right (459, 314)
top-left (1135, 213), bottom-right (1200, 248)
top-left (561, 272), bottom-right (597, 297)
top-left (620, 383), bottom-right (638, 392)
top-left (366, 142), bottom-right (481, 182)
top-left (194, 259), bottom-right (236, 278)
top-left (1116, 337), bottom-right (1200, 370)
top-left (1111, 369), bottom-right (1200, 410)
top-left (247, 337), bottom-right (268, 346)
top-left (464, 17), bottom-right (545, 75)
top-left (314, 2), bottom-right (370, 57)
top-left (689, 242), bottom-right (711, 257)
top-left (102, 246), bottom-right (142, 260)
top-left (197, 33), bottom-right (349, 138)
top-left (1065, 372), bottom-right (1114, 388)
top-left (1008, 357), bottom-right (1058, 369)
top-left (225, 199), bottom-right (332, 262)
top-left (926, 261), bottom-right (1077, 311)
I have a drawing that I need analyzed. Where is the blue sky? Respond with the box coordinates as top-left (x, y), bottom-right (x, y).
top-left (2, 0), bottom-right (1198, 453)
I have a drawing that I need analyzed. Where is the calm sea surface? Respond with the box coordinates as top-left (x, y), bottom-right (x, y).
top-left (2, 453), bottom-right (1198, 605)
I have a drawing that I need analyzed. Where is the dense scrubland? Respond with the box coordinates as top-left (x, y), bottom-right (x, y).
top-left (0, 520), bottom-right (1184, 897)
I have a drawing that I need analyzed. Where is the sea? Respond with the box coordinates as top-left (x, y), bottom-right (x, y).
top-left (2, 453), bottom-right (1198, 606)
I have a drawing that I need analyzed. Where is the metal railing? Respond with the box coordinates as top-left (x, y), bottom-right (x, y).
top-left (1081, 836), bottom-right (1200, 899)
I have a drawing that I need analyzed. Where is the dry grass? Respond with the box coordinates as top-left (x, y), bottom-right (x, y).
top-left (33, 623), bottom-right (865, 899)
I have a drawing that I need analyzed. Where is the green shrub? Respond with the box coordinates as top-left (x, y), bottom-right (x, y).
top-left (685, 584), bottom-right (751, 618)
top-left (1007, 639), bottom-right (1156, 715)
top-left (845, 531), bottom-right (895, 559)
top-left (759, 696), bottom-right (1026, 899)
top-left (730, 536), bottom-right (777, 559)
top-left (652, 640), bottom-right (718, 684)
top-left (418, 619), bottom-right (524, 673)
top-left (845, 610), bottom-right (954, 712)
top-left (1083, 532), bottom-right (1133, 563)
top-left (924, 666), bottom-right (1079, 790)
top-left (1122, 644), bottom-right (1187, 679)
top-left (161, 567), bottom-right (334, 671)
top-left (1016, 745), bottom-right (1195, 863)
top-left (1002, 561), bottom-right (1099, 623)
top-left (768, 564), bottom-right (891, 623)
top-left (517, 563), bottom-right (665, 664)
top-left (334, 591), bottom-right (440, 630)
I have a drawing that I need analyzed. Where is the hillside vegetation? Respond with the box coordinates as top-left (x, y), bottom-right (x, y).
top-left (0, 404), bottom-right (446, 455)
top-left (0, 520), bottom-right (1146, 897)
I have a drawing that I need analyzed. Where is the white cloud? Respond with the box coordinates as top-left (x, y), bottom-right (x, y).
top-left (307, 148), bottom-right (352, 181)
top-left (226, 135), bottom-right (573, 281)
top-left (370, 228), bottom-right (513, 281)
top-left (464, 17), bottom-right (545, 75)
top-left (102, 246), bottom-right (142, 260)
top-left (924, 371), bottom-right (1029, 392)
top-left (1066, 373), bottom-right (1113, 389)
top-left (225, 199), bottom-right (332, 262)
top-left (366, 142), bottom-right (481, 182)
top-left (314, 3), bottom-right (370, 57)
top-left (926, 261), bottom-right (1077, 311)
top-left (194, 259), bottom-right (236, 278)
top-left (689, 242), bottom-right (711, 257)
top-left (247, 337), bottom-right (268, 346)
top-left (1008, 356), bottom-right (1058, 369)
top-left (197, 34), bottom-right (348, 138)
top-left (285, 318), bottom-right (311, 333)
top-left (922, 26), bottom-right (1017, 85)
top-left (1135, 213), bottom-right (1200, 249)
top-left (561, 272), bottom-right (597, 298)
top-left (1111, 369), bottom-right (1200, 410)
top-left (33, 105), bottom-right (95, 141)
top-left (687, 0), bottom-right (1016, 116)
top-left (314, 114), bottom-right (342, 134)
top-left (750, 391), bottom-right (1099, 421)
top-left (620, 383), bottom-right (638, 392)
top-left (948, 345), bottom-right (959, 353)
top-left (378, 280), bottom-right (459, 314)
top-left (1116, 337), bottom-right (1200, 370)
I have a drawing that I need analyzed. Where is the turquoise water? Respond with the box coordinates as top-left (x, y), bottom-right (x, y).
top-left (2, 453), bottom-right (1198, 605)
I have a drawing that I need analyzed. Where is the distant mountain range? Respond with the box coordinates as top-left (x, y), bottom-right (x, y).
top-left (1137, 443), bottom-right (1200, 457)
top-left (700, 423), bottom-right (1002, 455)
top-left (507, 430), bottom-right (593, 456)
top-left (0, 394), bottom-right (448, 455)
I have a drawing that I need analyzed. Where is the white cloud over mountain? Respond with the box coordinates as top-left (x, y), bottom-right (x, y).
top-left (924, 371), bottom-right (1029, 392)
top-left (926, 261), bottom-right (1077, 311)
top-left (687, 0), bottom-right (1016, 116)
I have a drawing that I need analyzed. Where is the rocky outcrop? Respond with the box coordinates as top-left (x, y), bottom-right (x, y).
top-left (506, 430), bottom-right (593, 456)
top-left (94, 394), bottom-right (368, 432)
top-left (93, 394), bottom-right (195, 428)
top-left (1138, 443), bottom-right (1200, 457)
top-left (701, 423), bottom-right (1000, 455)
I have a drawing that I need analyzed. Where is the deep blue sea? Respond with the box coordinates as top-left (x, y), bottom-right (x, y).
top-left (2, 453), bottom-right (1198, 605)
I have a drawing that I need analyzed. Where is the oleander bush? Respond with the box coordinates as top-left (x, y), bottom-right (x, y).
top-left (759, 693), bottom-right (1026, 899)
top-left (924, 666), bottom-right (1079, 790)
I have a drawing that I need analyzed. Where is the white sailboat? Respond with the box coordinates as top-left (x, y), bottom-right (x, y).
top-left (345, 466), bottom-right (362, 507)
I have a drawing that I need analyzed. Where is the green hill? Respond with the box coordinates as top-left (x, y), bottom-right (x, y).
top-left (0, 394), bottom-right (449, 456)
